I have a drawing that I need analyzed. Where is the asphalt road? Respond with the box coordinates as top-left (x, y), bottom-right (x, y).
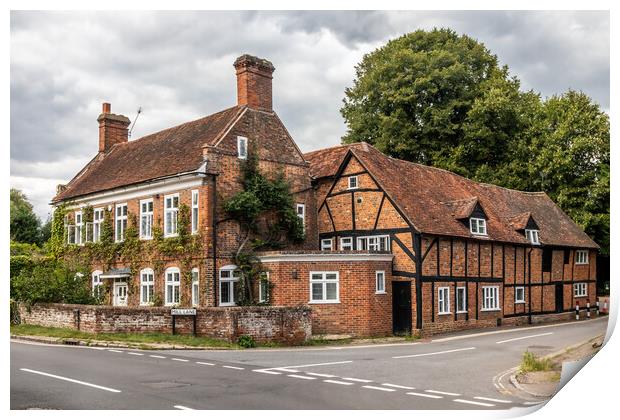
top-left (11, 317), bottom-right (608, 410)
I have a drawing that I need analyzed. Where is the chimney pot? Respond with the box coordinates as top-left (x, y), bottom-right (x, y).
top-left (97, 102), bottom-right (130, 153)
top-left (102, 102), bottom-right (111, 113)
top-left (233, 54), bottom-right (275, 111)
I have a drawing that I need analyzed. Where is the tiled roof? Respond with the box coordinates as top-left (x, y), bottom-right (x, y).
top-left (53, 106), bottom-right (244, 202)
top-left (307, 142), bottom-right (598, 249)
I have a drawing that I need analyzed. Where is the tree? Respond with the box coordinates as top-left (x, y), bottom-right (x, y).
top-left (10, 188), bottom-right (41, 245)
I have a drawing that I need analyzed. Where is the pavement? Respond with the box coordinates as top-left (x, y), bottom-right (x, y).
top-left (10, 316), bottom-right (608, 410)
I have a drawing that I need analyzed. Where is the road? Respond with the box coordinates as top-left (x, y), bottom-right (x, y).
top-left (11, 317), bottom-right (608, 410)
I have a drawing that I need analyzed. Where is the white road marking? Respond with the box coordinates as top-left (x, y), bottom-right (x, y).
top-left (252, 369), bottom-right (282, 375)
top-left (393, 347), bottom-right (475, 359)
top-left (324, 379), bottom-right (354, 385)
top-left (171, 358), bottom-right (189, 362)
top-left (474, 396), bottom-right (513, 404)
top-left (425, 389), bottom-right (461, 396)
top-left (382, 383), bottom-right (416, 390)
top-left (362, 385), bottom-right (396, 392)
top-left (306, 372), bottom-right (337, 378)
top-left (128, 352), bottom-right (144, 356)
top-left (454, 398), bottom-right (495, 407)
top-left (222, 365), bottom-right (245, 370)
top-left (149, 355), bottom-right (166, 359)
top-left (523, 401), bottom-right (546, 405)
top-left (20, 368), bottom-right (121, 393)
top-left (272, 360), bottom-right (353, 369)
top-left (342, 377), bottom-right (373, 383)
top-left (406, 392), bottom-right (443, 399)
top-left (273, 368), bottom-right (300, 373)
top-left (496, 332), bottom-right (553, 344)
top-left (287, 374), bottom-right (316, 380)
top-left (196, 362), bottom-right (215, 366)
top-left (108, 349), bottom-right (123, 353)
top-left (174, 405), bottom-right (194, 410)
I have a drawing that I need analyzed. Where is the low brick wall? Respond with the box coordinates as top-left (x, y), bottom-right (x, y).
top-left (16, 303), bottom-right (312, 345)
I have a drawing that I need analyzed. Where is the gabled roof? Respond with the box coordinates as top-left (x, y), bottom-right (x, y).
top-left (305, 142), bottom-right (598, 249)
top-left (53, 106), bottom-right (245, 202)
top-left (508, 212), bottom-right (534, 230)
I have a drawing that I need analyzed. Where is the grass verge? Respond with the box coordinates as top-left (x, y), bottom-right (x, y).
top-left (519, 351), bottom-right (555, 373)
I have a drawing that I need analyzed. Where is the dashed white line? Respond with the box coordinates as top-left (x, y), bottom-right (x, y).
top-left (128, 352), bottom-right (144, 356)
top-left (406, 392), bottom-right (443, 399)
top-left (171, 358), bottom-right (189, 362)
top-left (149, 355), bottom-right (166, 359)
top-left (306, 372), bottom-right (336, 378)
top-left (108, 349), bottom-right (123, 353)
top-left (174, 405), bottom-right (194, 410)
top-left (252, 369), bottom-right (282, 375)
top-left (272, 360), bottom-right (353, 369)
top-left (393, 347), bottom-right (475, 359)
top-left (362, 385), bottom-right (396, 392)
top-left (324, 379), bottom-right (354, 385)
top-left (222, 365), bottom-right (245, 370)
top-left (453, 398), bottom-right (495, 407)
top-left (425, 389), bottom-right (461, 396)
top-left (474, 396), bottom-right (512, 404)
top-left (20, 368), bottom-right (121, 393)
top-left (342, 377), bottom-right (373, 383)
top-left (196, 362), bottom-right (215, 366)
top-left (382, 383), bottom-right (416, 390)
top-left (496, 332), bottom-right (553, 344)
top-left (287, 374), bottom-right (316, 380)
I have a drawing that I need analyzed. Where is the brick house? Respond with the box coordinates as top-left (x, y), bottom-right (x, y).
top-left (52, 55), bottom-right (598, 337)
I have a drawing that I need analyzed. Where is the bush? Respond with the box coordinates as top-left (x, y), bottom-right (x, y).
top-left (237, 335), bottom-right (256, 348)
top-left (520, 351), bottom-right (554, 373)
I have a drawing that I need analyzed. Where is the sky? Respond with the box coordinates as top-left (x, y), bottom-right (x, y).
top-left (10, 10), bottom-right (610, 221)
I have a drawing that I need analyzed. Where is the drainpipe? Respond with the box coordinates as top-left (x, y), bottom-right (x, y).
top-left (212, 174), bottom-right (218, 307)
top-left (414, 233), bottom-right (423, 330)
top-left (528, 247), bottom-right (533, 324)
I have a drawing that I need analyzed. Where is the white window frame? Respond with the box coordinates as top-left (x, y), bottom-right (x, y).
top-left (481, 286), bottom-right (500, 311)
top-left (321, 238), bottom-right (333, 251)
top-left (438, 287), bottom-right (451, 314)
top-left (164, 267), bottom-right (181, 306)
top-left (115, 203), bottom-right (127, 242)
top-left (191, 268), bottom-right (200, 307)
top-left (164, 193), bottom-right (179, 238)
top-left (575, 250), bottom-right (589, 265)
top-left (456, 286), bottom-right (467, 313)
top-left (340, 237), bottom-right (353, 251)
top-left (525, 229), bottom-right (540, 245)
top-left (375, 271), bottom-right (386, 294)
top-left (139, 199), bottom-right (154, 240)
top-left (470, 217), bottom-right (487, 235)
top-left (92, 270), bottom-right (103, 299)
top-left (515, 286), bottom-right (526, 303)
top-left (219, 265), bottom-right (239, 307)
top-left (191, 190), bottom-right (199, 234)
top-left (348, 175), bottom-right (358, 190)
top-left (296, 203), bottom-right (305, 233)
top-left (574, 282), bottom-right (587, 298)
top-left (357, 235), bottom-right (390, 251)
top-left (237, 136), bottom-right (248, 159)
top-left (75, 211), bottom-right (83, 245)
top-left (140, 268), bottom-right (155, 305)
top-left (309, 271), bottom-right (340, 304)
top-left (93, 208), bottom-right (104, 243)
top-left (259, 272), bottom-right (269, 303)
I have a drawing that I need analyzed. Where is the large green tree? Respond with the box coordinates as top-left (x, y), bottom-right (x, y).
top-left (10, 188), bottom-right (41, 245)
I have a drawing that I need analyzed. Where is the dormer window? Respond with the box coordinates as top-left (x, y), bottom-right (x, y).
top-left (470, 218), bottom-right (487, 235)
top-left (525, 229), bottom-right (540, 245)
top-left (237, 136), bottom-right (248, 159)
top-left (348, 176), bottom-right (358, 190)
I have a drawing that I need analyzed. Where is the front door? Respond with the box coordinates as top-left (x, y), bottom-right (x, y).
top-left (555, 282), bottom-right (564, 313)
top-left (114, 282), bottom-right (128, 306)
top-left (392, 281), bottom-right (412, 335)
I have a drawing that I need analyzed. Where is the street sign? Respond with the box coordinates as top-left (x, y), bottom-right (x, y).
top-left (171, 308), bottom-right (197, 316)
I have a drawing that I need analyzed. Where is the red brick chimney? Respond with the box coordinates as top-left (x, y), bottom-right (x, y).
top-left (97, 102), bottom-right (130, 153)
top-left (234, 55), bottom-right (275, 111)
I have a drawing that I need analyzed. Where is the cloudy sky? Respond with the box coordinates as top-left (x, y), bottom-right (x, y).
top-left (10, 10), bottom-right (609, 221)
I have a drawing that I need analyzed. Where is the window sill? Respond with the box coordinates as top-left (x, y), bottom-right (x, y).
top-left (437, 312), bottom-right (452, 315)
top-left (219, 302), bottom-right (236, 307)
top-left (515, 300), bottom-right (526, 304)
top-left (375, 291), bottom-right (387, 295)
top-left (481, 308), bottom-right (501, 312)
top-left (164, 234), bottom-right (179, 239)
top-left (140, 302), bottom-right (154, 307)
top-left (574, 295), bottom-right (588, 298)
top-left (456, 310), bottom-right (468, 314)
top-left (309, 301), bottom-right (340, 304)
top-left (140, 236), bottom-right (153, 241)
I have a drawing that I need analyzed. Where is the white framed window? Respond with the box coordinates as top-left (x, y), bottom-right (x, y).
top-left (309, 272), bottom-right (339, 304)
top-left (164, 267), bottom-right (181, 306)
top-left (575, 250), bottom-right (589, 265)
top-left (140, 268), bottom-right (154, 305)
top-left (219, 265), bottom-right (239, 306)
top-left (92, 270), bottom-right (103, 299)
top-left (376, 271), bottom-right (386, 294)
top-left (574, 282), bottom-right (587, 297)
top-left (191, 268), bottom-right (200, 307)
top-left (525, 229), bottom-right (540, 245)
top-left (93, 208), bottom-right (104, 243)
top-left (115, 203), bottom-right (127, 242)
top-left (66, 224), bottom-right (76, 244)
top-left (321, 238), bottom-right (333, 251)
top-left (75, 211), bottom-right (83, 245)
top-left (237, 136), bottom-right (248, 159)
top-left (164, 194), bottom-right (179, 237)
top-left (357, 235), bottom-right (390, 251)
top-left (470, 218), bottom-right (487, 235)
top-left (191, 190), bottom-right (199, 234)
top-left (259, 272), bottom-right (269, 303)
top-left (456, 287), bottom-right (467, 313)
top-left (482, 286), bottom-right (500, 311)
top-left (140, 199), bottom-right (153, 239)
top-left (296, 203), bottom-right (305, 233)
top-left (515, 286), bottom-right (526, 303)
top-left (348, 175), bottom-right (358, 190)
top-left (340, 237), bottom-right (353, 251)
top-left (438, 287), bottom-right (450, 314)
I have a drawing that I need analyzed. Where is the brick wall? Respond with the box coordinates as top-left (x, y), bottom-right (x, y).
top-left (17, 303), bottom-right (312, 345)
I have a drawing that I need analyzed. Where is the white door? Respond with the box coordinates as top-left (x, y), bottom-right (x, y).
top-left (114, 283), bottom-right (128, 306)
